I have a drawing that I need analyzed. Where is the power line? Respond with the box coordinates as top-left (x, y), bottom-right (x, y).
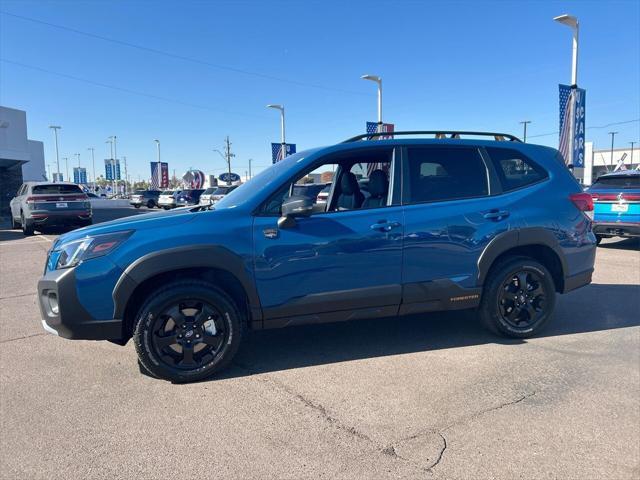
top-left (527, 119), bottom-right (640, 139)
top-left (0, 58), bottom-right (268, 119)
top-left (0, 10), bottom-right (366, 96)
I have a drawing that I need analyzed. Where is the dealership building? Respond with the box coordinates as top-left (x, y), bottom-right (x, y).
top-left (574, 142), bottom-right (639, 185)
top-left (0, 106), bottom-right (46, 214)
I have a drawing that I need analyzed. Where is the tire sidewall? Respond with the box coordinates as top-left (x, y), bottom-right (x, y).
top-left (134, 283), bottom-right (242, 382)
top-left (482, 259), bottom-right (556, 338)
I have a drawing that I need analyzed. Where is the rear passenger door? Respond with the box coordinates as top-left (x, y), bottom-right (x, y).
top-left (400, 146), bottom-right (517, 310)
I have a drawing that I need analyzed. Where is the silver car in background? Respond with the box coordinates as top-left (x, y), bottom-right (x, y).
top-left (158, 190), bottom-right (180, 210)
top-left (9, 182), bottom-right (92, 235)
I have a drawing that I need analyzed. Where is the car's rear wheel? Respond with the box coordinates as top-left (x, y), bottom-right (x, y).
top-left (21, 213), bottom-right (34, 236)
top-left (133, 280), bottom-right (244, 383)
top-left (478, 256), bottom-right (555, 338)
top-left (134, 204), bottom-right (141, 209)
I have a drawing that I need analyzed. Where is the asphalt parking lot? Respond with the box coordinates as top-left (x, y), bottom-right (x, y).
top-left (0, 208), bottom-right (638, 479)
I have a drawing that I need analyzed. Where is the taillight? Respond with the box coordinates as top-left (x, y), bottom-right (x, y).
top-left (570, 192), bottom-right (594, 218)
top-left (26, 196), bottom-right (37, 205)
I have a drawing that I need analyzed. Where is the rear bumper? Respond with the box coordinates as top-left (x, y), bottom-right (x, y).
top-left (29, 210), bottom-right (92, 226)
top-left (38, 267), bottom-right (122, 340)
top-left (563, 268), bottom-right (593, 294)
top-left (593, 222), bottom-right (640, 238)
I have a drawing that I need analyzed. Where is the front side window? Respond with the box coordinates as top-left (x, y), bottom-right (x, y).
top-left (260, 148), bottom-right (395, 215)
top-left (486, 147), bottom-right (547, 192)
top-left (405, 147), bottom-right (489, 204)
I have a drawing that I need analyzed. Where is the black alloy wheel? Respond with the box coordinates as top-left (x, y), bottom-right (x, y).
top-left (498, 270), bottom-right (546, 330)
top-left (133, 280), bottom-right (243, 382)
top-left (478, 256), bottom-right (555, 338)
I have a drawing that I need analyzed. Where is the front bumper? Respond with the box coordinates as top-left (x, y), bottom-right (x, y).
top-left (38, 267), bottom-right (122, 340)
top-left (593, 222), bottom-right (640, 238)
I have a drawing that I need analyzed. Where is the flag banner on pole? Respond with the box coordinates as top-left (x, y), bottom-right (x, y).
top-left (182, 169), bottom-right (205, 189)
top-left (73, 167), bottom-right (87, 185)
top-left (104, 159), bottom-right (113, 180)
top-left (559, 84), bottom-right (586, 168)
top-left (365, 122), bottom-right (395, 175)
top-left (366, 122), bottom-right (395, 140)
top-left (150, 162), bottom-right (169, 189)
top-left (271, 143), bottom-right (297, 163)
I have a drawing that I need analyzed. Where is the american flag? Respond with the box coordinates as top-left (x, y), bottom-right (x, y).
top-left (366, 122), bottom-right (394, 175)
top-left (150, 162), bottom-right (169, 189)
top-left (558, 85), bottom-right (574, 166)
top-left (366, 121), bottom-right (395, 140)
top-left (271, 143), bottom-right (296, 163)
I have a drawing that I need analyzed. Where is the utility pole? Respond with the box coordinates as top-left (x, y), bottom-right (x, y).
top-left (123, 156), bottom-right (128, 195)
top-left (224, 136), bottom-right (235, 185)
top-left (49, 126), bottom-right (62, 182)
top-left (630, 142), bottom-right (636, 166)
top-left (88, 147), bottom-right (96, 186)
top-left (609, 132), bottom-right (618, 171)
top-left (519, 120), bottom-right (531, 143)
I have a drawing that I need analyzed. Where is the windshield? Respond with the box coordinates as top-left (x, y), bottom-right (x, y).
top-left (161, 190), bottom-right (174, 195)
top-left (215, 151), bottom-right (312, 209)
top-left (591, 175), bottom-right (640, 189)
top-left (202, 188), bottom-right (216, 194)
top-left (33, 184), bottom-right (83, 194)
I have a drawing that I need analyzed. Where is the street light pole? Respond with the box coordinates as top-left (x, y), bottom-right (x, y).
top-left (88, 147), bottom-right (95, 186)
top-left (154, 139), bottom-right (161, 189)
top-left (106, 138), bottom-right (115, 195)
top-left (63, 157), bottom-right (69, 182)
top-left (519, 120), bottom-right (532, 143)
top-left (361, 74), bottom-right (383, 132)
top-left (266, 104), bottom-right (286, 160)
top-left (630, 142), bottom-right (636, 166)
top-left (248, 158), bottom-right (252, 179)
top-left (554, 14), bottom-right (579, 167)
top-left (609, 131), bottom-right (618, 171)
top-left (75, 153), bottom-right (81, 183)
top-left (49, 126), bottom-right (61, 182)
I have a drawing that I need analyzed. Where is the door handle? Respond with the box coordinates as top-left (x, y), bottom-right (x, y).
top-left (483, 209), bottom-right (510, 220)
top-left (370, 220), bottom-right (401, 232)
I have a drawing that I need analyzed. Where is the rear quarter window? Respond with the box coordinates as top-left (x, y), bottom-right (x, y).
top-left (486, 148), bottom-right (548, 192)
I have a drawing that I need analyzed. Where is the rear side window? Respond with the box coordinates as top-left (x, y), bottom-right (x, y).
top-left (486, 148), bottom-right (547, 192)
top-left (32, 184), bottom-right (83, 194)
top-left (405, 147), bottom-right (489, 204)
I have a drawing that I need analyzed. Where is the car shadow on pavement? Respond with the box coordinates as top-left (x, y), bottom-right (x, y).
top-left (222, 283), bottom-right (640, 380)
top-left (598, 237), bottom-right (640, 251)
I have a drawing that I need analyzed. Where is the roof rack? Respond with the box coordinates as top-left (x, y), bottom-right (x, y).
top-left (343, 130), bottom-right (522, 143)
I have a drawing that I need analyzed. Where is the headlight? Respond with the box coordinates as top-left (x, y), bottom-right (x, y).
top-left (55, 230), bottom-right (133, 269)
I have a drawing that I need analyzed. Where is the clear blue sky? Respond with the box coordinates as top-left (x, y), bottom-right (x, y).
top-left (1, 0), bottom-right (639, 181)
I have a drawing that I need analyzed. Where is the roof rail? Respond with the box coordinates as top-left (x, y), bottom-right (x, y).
top-left (342, 130), bottom-right (522, 143)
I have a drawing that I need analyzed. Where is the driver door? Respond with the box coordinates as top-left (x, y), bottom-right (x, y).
top-left (252, 148), bottom-right (403, 327)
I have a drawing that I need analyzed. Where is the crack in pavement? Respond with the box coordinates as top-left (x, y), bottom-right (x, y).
top-left (0, 292), bottom-right (37, 301)
top-left (392, 391), bottom-right (537, 474)
top-left (232, 361), bottom-right (373, 443)
top-left (0, 332), bottom-right (46, 344)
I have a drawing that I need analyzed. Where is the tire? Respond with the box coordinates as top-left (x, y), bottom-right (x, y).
top-left (133, 280), bottom-right (244, 383)
top-left (478, 256), bottom-right (556, 338)
top-left (595, 235), bottom-right (603, 245)
top-left (134, 204), bottom-right (141, 209)
top-left (21, 213), bottom-right (34, 236)
top-left (10, 215), bottom-right (19, 229)
top-left (163, 206), bottom-right (170, 210)
top-left (146, 200), bottom-right (155, 209)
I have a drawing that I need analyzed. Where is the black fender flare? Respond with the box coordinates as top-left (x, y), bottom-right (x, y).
top-left (112, 245), bottom-right (262, 321)
top-left (476, 228), bottom-right (567, 286)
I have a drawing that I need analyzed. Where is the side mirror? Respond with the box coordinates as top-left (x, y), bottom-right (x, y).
top-left (278, 195), bottom-right (313, 228)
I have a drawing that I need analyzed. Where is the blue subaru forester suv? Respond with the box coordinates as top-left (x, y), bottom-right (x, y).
top-left (38, 131), bottom-right (597, 382)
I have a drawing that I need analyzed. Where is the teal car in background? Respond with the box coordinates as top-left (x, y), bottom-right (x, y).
top-left (587, 170), bottom-right (640, 243)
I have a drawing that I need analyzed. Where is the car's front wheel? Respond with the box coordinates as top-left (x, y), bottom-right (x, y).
top-left (478, 256), bottom-right (556, 338)
top-left (146, 200), bottom-right (156, 208)
top-left (133, 280), bottom-right (244, 382)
